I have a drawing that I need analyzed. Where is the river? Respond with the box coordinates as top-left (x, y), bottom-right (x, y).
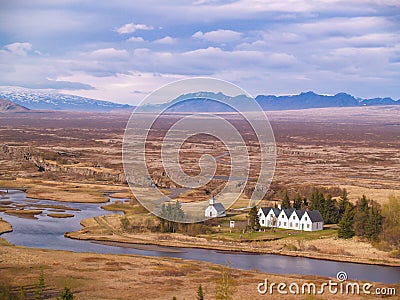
top-left (0, 189), bottom-right (399, 284)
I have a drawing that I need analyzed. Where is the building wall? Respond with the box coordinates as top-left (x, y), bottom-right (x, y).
top-left (277, 211), bottom-right (289, 229)
top-left (205, 206), bottom-right (217, 217)
top-left (259, 209), bottom-right (323, 231)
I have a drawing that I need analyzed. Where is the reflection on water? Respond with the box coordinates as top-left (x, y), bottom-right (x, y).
top-left (1, 189), bottom-right (399, 284)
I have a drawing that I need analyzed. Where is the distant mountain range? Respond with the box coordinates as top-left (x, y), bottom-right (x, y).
top-left (0, 86), bottom-right (398, 112)
top-left (0, 99), bottom-right (30, 112)
top-left (0, 86), bottom-right (133, 112)
top-left (141, 91), bottom-right (400, 112)
top-left (255, 91), bottom-right (399, 110)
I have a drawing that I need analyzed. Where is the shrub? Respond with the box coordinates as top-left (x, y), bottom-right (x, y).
top-left (284, 244), bottom-right (298, 251)
top-left (388, 250), bottom-right (400, 259)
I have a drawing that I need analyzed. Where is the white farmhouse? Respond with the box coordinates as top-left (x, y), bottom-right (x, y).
top-left (205, 197), bottom-right (226, 218)
top-left (288, 210), bottom-right (306, 230)
top-left (258, 207), bottom-right (280, 228)
top-left (259, 207), bottom-right (324, 231)
top-left (277, 208), bottom-right (295, 229)
top-left (299, 210), bottom-right (324, 231)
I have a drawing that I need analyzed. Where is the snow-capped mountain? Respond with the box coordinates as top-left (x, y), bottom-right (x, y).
top-left (0, 86), bottom-right (134, 112)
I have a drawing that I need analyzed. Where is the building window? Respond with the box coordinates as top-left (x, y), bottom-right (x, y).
top-left (284, 222), bottom-right (286, 226)
top-left (305, 217), bottom-right (308, 221)
top-left (293, 216), bottom-right (295, 219)
top-left (296, 223), bottom-right (298, 227)
top-left (279, 221), bottom-right (281, 226)
top-left (290, 222), bottom-right (292, 227)
top-left (307, 224), bottom-right (310, 229)
top-left (261, 220), bottom-right (264, 224)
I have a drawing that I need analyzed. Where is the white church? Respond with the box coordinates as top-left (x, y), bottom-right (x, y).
top-left (258, 206), bottom-right (324, 231)
top-left (205, 197), bottom-right (226, 218)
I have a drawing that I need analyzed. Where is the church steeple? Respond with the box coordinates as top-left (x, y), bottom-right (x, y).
top-left (209, 196), bottom-right (215, 205)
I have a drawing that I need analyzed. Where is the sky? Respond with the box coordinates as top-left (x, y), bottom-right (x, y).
top-left (0, 0), bottom-right (399, 104)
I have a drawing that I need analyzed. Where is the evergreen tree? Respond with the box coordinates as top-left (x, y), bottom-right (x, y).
top-left (309, 189), bottom-right (325, 212)
top-left (281, 190), bottom-right (291, 209)
top-left (248, 206), bottom-right (260, 231)
top-left (293, 193), bottom-right (302, 210)
top-left (58, 287), bottom-right (74, 300)
top-left (302, 197), bottom-right (309, 209)
top-left (322, 194), bottom-right (339, 224)
top-left (197, 285), bottom-right (204, 300)
top-left (34, 272), bottom-right (45, 300)
top-left (365, 201), bottom-right (382, 241)
top-left (338, 203), bottom-right (355, 239)
top-left (338, 189), bottom-right (350, 220)
top-left (354, 195), bottom-right (369, 236)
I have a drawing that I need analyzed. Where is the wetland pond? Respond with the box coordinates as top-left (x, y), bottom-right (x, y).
top-left (0, 189), bottom-right (399, 284)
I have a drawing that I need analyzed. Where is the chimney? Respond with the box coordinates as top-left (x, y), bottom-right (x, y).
top-left (277, 204), bottom-right (282, 210)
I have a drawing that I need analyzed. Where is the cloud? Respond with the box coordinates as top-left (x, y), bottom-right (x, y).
top-left (153, 36), bottom-right (177, 44)
top-left (116, 22), bottom-right (153, 34)
top-left (192, 29), bottom-right (243, 42)
top-left (127, 36), bottom-right (145, 42)
top-left (57, 71), bottom-right (186, 104)
top-left (88, 48), bottom-right (129, 59)
top-left (0, 1), bottom-right (399, 102)
top-left (3, 42), bottom-right (32, 56)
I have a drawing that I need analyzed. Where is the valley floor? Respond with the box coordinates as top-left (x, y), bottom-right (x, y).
top-left (0, 240), bottom-right (398, 300)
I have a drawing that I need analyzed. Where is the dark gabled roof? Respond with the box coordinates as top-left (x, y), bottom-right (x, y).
top-left (260, 207), bottom-right (272, 215)
top-left (295, 209), bottom-right (306, 219)
top-left (271, 208), bottom-right (281, 217)
top-left (260, 207), bottom-right (281, 217)
top-left (213, 203), bottom-right (226, 214)
top-left (283, 208), bottom-right (295, 218)
top-left (307, 210), bottom-right (324, 222)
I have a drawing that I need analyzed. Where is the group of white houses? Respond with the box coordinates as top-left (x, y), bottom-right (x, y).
top-left (258, 207), bottom-right (324, 231)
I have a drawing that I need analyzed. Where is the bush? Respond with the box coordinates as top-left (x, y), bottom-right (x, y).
top-left (307, 245), bottom-right (319, 252)
top-left (58, 286), bottom-right (75, 300)
top-left (388, 250), bottom-right (400, 259)
top-left (283, 244), bottom-right (298, 251)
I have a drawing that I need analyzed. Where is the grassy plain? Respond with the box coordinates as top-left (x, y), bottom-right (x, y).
top-left (0, 107), bottom-right (399, 298)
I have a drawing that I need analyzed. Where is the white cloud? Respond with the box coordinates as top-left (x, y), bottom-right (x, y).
top-left (116, 22), bottom-right (153, 34)
top-left (192, 29), bottom-right (243, 43)
top-left (57, 71), bottom-right (186, 104)
top-left (3, 42), bottom-right (32, 56)
top-left (127, 36), bottom-right (145, 42)
top-left (88, 48), bottom-right (129, 59)
top-left (153, 36), bottom-right (177, 44)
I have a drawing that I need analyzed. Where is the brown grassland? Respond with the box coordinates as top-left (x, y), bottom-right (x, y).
top-left (0, 106), bottom-right (399, 298)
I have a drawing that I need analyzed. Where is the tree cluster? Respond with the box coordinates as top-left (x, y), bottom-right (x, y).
top-left (338, 195), bottom-right (382, 241)
top-left (280, 188), bottom-right (345, 224)
top-left (159, 202), bottom-right (185, 233)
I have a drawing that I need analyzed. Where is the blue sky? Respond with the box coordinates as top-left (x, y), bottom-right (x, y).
top-left (0, 0), bottom-right (399, 104)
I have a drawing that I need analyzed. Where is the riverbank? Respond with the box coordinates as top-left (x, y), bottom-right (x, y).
top-left (0, 178), bottom-right (131, 203)
top-left (2, 185), bottom-right (399, 268)
top-left (0, 242), bottom-right (398, 300)
top-left (0, 217), bottom-right (12, 234)
top-left (65, 214), bottom-right (400, 268)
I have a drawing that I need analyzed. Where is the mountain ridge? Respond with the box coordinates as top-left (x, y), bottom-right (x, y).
top-left (0, 86), bottom-right (134, 112)
top-left (0, 99), bottom-right (30, 112)
top-left (0, 86), bottom-right (398, 112)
